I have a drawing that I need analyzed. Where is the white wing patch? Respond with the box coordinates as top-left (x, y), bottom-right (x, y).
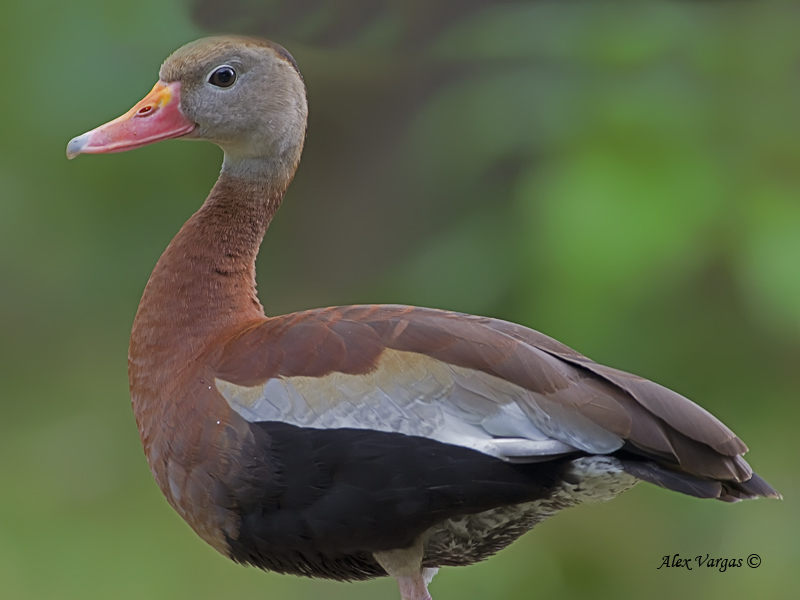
top-left (215, 349), bottom-right (622, 461)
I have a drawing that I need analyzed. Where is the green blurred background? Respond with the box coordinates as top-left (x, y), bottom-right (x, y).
top-left (1, 0), bottom-right (798, 598)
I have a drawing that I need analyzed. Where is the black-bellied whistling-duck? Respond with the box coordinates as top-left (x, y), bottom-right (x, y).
top-left (67, 37), bottom-right (779, 600)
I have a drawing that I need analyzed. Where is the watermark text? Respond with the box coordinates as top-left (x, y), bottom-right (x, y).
top-left (657, 553), bottom-right (761, 572)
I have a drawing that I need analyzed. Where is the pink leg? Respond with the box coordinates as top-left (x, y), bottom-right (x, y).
top-left (374, 543), bottom-right (440, 600)
top-left (396, 568), bottom-right (439, 600)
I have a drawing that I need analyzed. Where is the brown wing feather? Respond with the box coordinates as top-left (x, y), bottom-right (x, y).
top-left (359, 307), bottom-right (756, 482)
top-left (472, 314), bottom-right (747, 453)
top-left (212, 304), bottom-right (777, 497)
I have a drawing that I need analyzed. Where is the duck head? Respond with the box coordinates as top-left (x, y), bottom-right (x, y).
top-left (67, 37), bottom-right (308, 178)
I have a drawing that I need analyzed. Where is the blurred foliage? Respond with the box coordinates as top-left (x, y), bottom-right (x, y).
top-left (1, 0), bottom-right (798, 599)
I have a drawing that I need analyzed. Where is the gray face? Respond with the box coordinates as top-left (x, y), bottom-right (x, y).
top-left (159, 37), bottom-right (308, 163)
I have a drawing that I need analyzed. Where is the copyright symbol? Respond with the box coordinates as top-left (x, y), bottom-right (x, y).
top-left (747, 554), bottom-right (761, 568)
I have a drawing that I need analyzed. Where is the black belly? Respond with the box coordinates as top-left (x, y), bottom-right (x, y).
top-left (221, 421), bottom-right (573, 581)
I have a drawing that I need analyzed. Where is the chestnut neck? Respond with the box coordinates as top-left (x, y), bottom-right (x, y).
top-left (129, 165), bottom-right (290, 375)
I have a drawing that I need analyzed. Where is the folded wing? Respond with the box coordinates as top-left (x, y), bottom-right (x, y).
top-left (213, 305), bottom-right (779, 501)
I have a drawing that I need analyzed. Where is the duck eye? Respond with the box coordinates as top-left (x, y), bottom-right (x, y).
top-left (209, 66), bottom-right (236, 88)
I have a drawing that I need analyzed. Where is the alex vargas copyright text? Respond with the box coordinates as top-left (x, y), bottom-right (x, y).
top-left (658, 553), bottom-right (761, 572)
